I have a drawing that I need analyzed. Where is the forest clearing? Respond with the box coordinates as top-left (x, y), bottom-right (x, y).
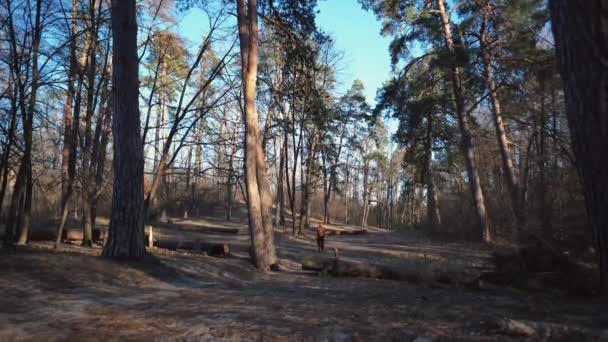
top-left (1, 209), bottom-right (606, 341)
top-left (1, 0), bottom-right (607, 340)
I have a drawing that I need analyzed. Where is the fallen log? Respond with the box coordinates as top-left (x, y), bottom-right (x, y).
top-left (325, 229), bottom-right (367, 236)
top-left (154, 239), bottom-right (230, 256)
top-left (28, 228), bottom-right (103, 242)
top-left (301, 256), bottom-right (401, 280)
top-left (65, 228), bottom-right (103, 242)
top-left (478, 235), bottom-right (597, 295)
top-left (197, 227), bottom-right (239, 235)
top-left (154, 221), bottom-right (240, 235)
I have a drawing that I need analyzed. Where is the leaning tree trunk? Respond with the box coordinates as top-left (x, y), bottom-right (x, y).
top-left (102, 0), bottom-right (146, 259)
top-left (549, 0), bottom-right (608, 294)
top-left (437, 0), bottom-right (491, 242)
top-left (237, 0), bottom-right (276, 270)
top-left (480, 8), bottom-right (523, 237)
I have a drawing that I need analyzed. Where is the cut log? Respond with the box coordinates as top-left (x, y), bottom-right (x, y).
top-left (197, 227), bottom-right (239, 235)
top-left (326, 229), bottom-right (367, 236)
top-left (301, 256), bottom-right (401, 280)
top-left (154, 239), bottom-right (230, 256)
top-left (65, 228), bottom-right (103, 242)
top-left (29, 228), bottom-right (103, 242)
top-left (146, 225), bottom-right (154, 248)
top-left (495, 319), bottom-right (537, 337)
top-left (154, 221), bottom-right (240, 235)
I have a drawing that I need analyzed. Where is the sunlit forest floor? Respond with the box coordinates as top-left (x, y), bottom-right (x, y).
top-left (1, 209), bottom-right (606, 341)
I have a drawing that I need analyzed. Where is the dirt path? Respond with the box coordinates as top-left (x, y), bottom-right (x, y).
top-left (0, 214), bottom-right (606, 341)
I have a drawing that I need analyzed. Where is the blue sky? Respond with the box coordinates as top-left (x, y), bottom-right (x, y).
top-left (176, 1), bottom-right (392, 106)
top-left (316, 0), bottom-right (392, 105)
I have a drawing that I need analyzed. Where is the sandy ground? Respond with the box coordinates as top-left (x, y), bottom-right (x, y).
top-left (1, 210), bottom-right (606, 341)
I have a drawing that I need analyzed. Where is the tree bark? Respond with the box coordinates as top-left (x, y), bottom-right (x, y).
top-left (425, 113), bottom-right (441, 227)
top-left (436, 0), bottom-right (491, 242)
top-left (343, 152), bottom-right (350, 224)
top-left (81, 0), bottom-right (101, 247)
top-left (0, 80), bottom-right (18, 215)
top-left (322, 149), bottom-right (330, 224)
top-left (15, 0), bottom-right (43, 245)
top-left (102, 0), bottom-right (146, 259)
top-left (61, 0), bottom-right (78, 204)
top-left (549, 0), bottom-right (608, 294)
top-left (237, 0), bottom-right (276, 270)
top-left (361, 157), bottom-right (370, 227)
top-left (275, 124), bottom-right (286, 228)
top-left (299, 131), bottom-right (317, 235)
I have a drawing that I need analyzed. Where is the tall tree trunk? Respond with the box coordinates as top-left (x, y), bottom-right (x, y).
top-left (283, 132), bottom-right (293, 232)
top-left (15, 0), bottom-right (43, 245)
top-left (437, 0), bottom-right (491, 242)
top-left (60, 0), bottom-right (78, 206)
top-left (226, 150), bottom-right (234, 221)
top-left (102, 0), bottom-right (146, 259)
top-left (480, 9), bottom-right (523, 237)
top-left (425, 113), bottom-right (441, 227)
top-left (81, 1), bottom-right (101, 247)
top-left (299, 132), bottom-right (317, 234)
top-left (298, 157), bottom-right (306, 233)
top-left (353, 159), bottom-right (360, 223)
top-left (361, 157), bottom-right (370, 227)
top-left (193, 118), bottom-right (204, 216)
top-left (237, 0), bottom-right (276, 270)
top-left (56, 0), bottom-right (86, 247)
top-left (344, 152), bottom-right (350, 224)
top-left (90, 84), bottom-right (112, 236)
top-left (549, 0), bottom-right (608, 294)
top-left (153, 95), bottom-right (162, 178)
top-left (4, 162), bottom-right (25, 245)
top-left (322, 149), bottom-right (330, 224)
top-left (288, 117), bottom-right (301, 235)
top-left (0, 81), bottom-right (18, 215)
top-left (537, 71), bottom-right (552, 238)
top-left (275, 127), bottom-right (285, 227)
top-left (88, 60), bottom-right (111, 238)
